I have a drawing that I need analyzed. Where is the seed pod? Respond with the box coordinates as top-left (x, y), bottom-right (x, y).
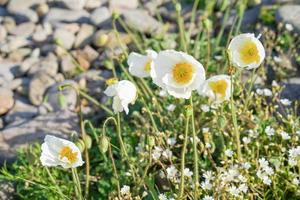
top-left (99, 135), bottom-right (109, 154)
top-left (83, 135), bottom-right (92, 149)
top-left (76, 139), bottom-right (85, 153)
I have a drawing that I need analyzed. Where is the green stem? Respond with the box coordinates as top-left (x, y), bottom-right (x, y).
top-left (108, 142), bottom-right (121, 199)
top-left (140, 97), bottom-right (159, 133)
top-left (187, 0), bottom-right (200, 40)
top-left (230, 74), bottom-right (242, 161)
top-left (173, 0), bottom-right (188, 52)
top-left (179, 111), bottom-right (190, 198)
top-left (71, 168), bottom-right (83, 200)
top-left (243, 69), bottom-right (257, 112)
top-left (45, 167), bottom-right (66, 199)
top-left (215, 5), bottom-right (231, 49)
top-left (190, 96), bottom-right (199, 198)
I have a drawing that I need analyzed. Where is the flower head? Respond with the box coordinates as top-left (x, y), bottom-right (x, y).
top-left (151, 50), bottom-right (205, 99)
top-left (104, 80), bottom-right (137, 114)
top-left (40, 135), bottom-right (84, 168)
top-left (228, 33), bottom-right (265, 70)
top-left (128, 50), bottom-right (157, 78)
top-left (198, 75), bottom-right (231, 103)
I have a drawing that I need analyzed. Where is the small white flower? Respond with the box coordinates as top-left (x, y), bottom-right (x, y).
top-left (256, 88), bottom-right (272, 96)
top-left (205, 143), bottom-right (212, 148)
top-left (238, 183), bottom-right (248, 193)
top-left (198, 75), bottom-right (231, 103)
top-left (202, 195), bottom-right (214, 200)
top-left (162, 149), bottom-right (173, 159)
top-left (159, 90), bottom-right (168, 97)
top-left (128, 50), bottom-right (157, 78)
top-left (183, 168), bottom-right (193, 177)
top-left (225, 149), bottom-right (234, 157)
top-left (201, 104), bottom-right (210, 112)
top-left (166, 165), bottom-right (178, 180)
top-left (280, 98), bottom-right (291, 106)
top-left (292, 178), bottom-right (299, 185)
top-left (104, 80), bottom-right (137, 114)
top-left (265, 126), bottom-right (275, 137)
top-left (167, 137), bottom-right (177, 146)
top-left (288, 158), bottom-right (297, 166)
top-left (152, 147), bottom-right (162, 160)
top-left (228, 185), bottom-right (240, 197)
top-left (258, 158), bottom-right (269, 169)
top-left (151, 50), bottom-right (206, 99)
top-left (203, 171), bottom-right (214, 181)
top-left (264, 166), bottom-right (274, 175)
top-left (158, 194), bottom-right (168, 200)
top-left (262, 175), bottom-right (272, 185)
top-left (242, 162), bottom-right (251, 170)
top-left (280, 131), bottom-right (291, 140)
top-left (285, 23), bottom-right (294, 31)
top-left (272, 80), bottom-right (279, 87)
top-left (40, 135), bottom-right (84, 168)
top-left (166, 104), bottom-right (176, 112)
top-left (296, 130), bottom-right (300, 136)
top-left (242, 137), bottom-right (251, 144)
top-left (228, 33), bottom-right (265, 70)
top-left (202, 127), bottom-right (210, 133)
top-left (120, 185), bottom-right (130, 195)
top-left (201, 180), bottom-right (212, 190)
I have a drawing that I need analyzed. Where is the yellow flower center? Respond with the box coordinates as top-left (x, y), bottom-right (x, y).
top-left (144, 60), bottom-right (152, 72)
top-left (239, 40), bottom-right (260, 64)
top-left (106, 78), bottom-right (118, 86)
top-left (209, 80), bottom-right (228, 98)
top-left (172, 62), bottom-right (194, 84)
top-left (59, 146), bottom-right (78, 164)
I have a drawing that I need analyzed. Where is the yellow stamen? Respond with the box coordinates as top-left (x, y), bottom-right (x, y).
top-left (144, 60), bottom-right (152, 72)
top-left (239, 40), bottom-right (260, 64)
top-left (106, 78), bottom-right (118, 86)
top-left (59, 146), bottom-right (78, 164)
top-left (172, 62), bottom-right (194, 84)
top-left (209, 80), bottom-right (228, 98)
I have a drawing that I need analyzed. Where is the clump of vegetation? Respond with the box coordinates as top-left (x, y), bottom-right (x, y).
top-left (1, 0), bottom-right (300, 199)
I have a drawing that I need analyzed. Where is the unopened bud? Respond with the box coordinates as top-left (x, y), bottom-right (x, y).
top-left (99, 135), bottom-right (109, 153)
top-left (83, 135), bottom-right (92, 149)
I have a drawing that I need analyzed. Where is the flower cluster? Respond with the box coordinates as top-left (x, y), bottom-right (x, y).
top-left (256, 158), bottom-right (274, 185)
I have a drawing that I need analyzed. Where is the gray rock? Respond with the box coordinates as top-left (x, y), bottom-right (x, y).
top-left (20, 57), bottom-right (39, 75)
top-left (0, 36), bottom-right (30, 53)
top-left (32, 25), bottom-right (49, 42)
top-left (0, 109), bottom-right (79, 163)
top-left (276, 5), bottom-right (300, 33)
top-left (0, 63), bottom-right (16, 84)
top-left (91, 7), bottom-right (111, 28)
top-left (0, 181), bottom-right (15, 200)
top-left (15, 77), bottom-right (30, 96)
top-left (109, 0), bottom-right (138, 13)
top-left (11, 9), bottom-right (39, 23)
top-left (74, 24), bottom-right (95, 48)
top-left (44, 8), bottom-right (90, 25)
top-left (8, 48), bottom-right (32, 63)
top-left (281, 77), bottom-right (300, 100)
top-left (29, 72), bottom-right (56, 105)
top-left (82, 45), bottom-right (99, 62)
top-left (36, 3), bottom-right (49, 17)
top-left (45, 80), bottom-right (78, 112)
top-left (62, 0), bottom-right (87, 10)
top-left (27, 54), bottom-right (58, 77)
top-left (4, 96), bottom-right (38, 124)
top-left (61, 54), bottom-right (77, 75)
top-left (54, 28), bottom-right (75, 50)
top-left (3, 17), bottom-right (16, 32)
top-left (9, 22), bottom-right (36, 37)
top-left (85, 0), bottom-right (104, 9)
top-left (7, 0), bottom-right (45, 12)
top-left (123, 9), bottom-right (162, 34)
top-left (0, 26), bottom-right (7, 43)
top-left (0, 87), bottom-right (14, 115)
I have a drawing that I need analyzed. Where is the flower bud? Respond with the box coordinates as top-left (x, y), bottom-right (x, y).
top-left (76, 139), bottom-right (85, 153)
top-left (99, 135), bottom-right (109, 154)
top-left (83, 135), bottom-right (92, 149)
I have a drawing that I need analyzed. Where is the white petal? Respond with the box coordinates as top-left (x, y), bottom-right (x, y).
top-left (128, 52), bottom-right (151, 78)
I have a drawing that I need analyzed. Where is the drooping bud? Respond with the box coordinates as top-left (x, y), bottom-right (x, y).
top-left (99, 135), bottom-right (110, 154)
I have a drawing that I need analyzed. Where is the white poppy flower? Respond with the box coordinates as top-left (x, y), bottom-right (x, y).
top-left (228, 33), bottom-right (265, 70)
top-left (104, 80), bottom-right (137, 114)
top-left (151, 50), bottom-right (206, 99)
top-left (198, 75), bottom-right (231, 103)
top-left (128, 50), bottom-right (157, 78)
top-left (40, 135), bottom-right (84, 168)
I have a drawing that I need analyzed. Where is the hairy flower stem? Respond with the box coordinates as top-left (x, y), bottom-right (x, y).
top-left (173, 0), bottom-right (188, 52)
top-left (230, 74), bottom-right (242, 161)
top-left (108, 142), bottom-right (121, 199)
top-left (45, 167), bottom-right (65, 199)
top-left (141, 97), bottom-right (159, 133)
top-left (71, 168), bottom-right (83, 200)
top-left (116, 113), bottom-right (138, 182)
top-left (179, 112), bottom-right (190, 198)
top-left (243, 69), bottom-right (257, 112)
top-left (190, 96), bottom-right (199, 198)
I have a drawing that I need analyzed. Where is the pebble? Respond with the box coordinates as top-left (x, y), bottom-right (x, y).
top-left (109, 0), bottom-right (138, 13)
top-left (7, 0), bottom-right (45, 13)
top-left (9, 22), bottom-right (36, 37)
top-left (61, 54), bottom-right (77, 75)
top-left (90, 7), bottom-right (111, 28)
top-left (85, 0), bottom-right (104, 9)
top-left (44, 8), bottom-right (90, 25)
top-left (0, 88), bottom-right (14, 115)
top-left (74, 24), bottom-right (95, 48)
top-left (276, 5), bottom-right (300, 33)
top-left (62, 0), bottom-right (87, 10)
top-left (0, 26), bottom-right (7, 43)
top-left (54, 28), bottom-right (75, 50)
top-left (0, 36), bottom-right (30, 53)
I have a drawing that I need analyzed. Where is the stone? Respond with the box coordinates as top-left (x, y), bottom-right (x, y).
top-left (12, 9), bottom-right (39, 23)
top-left (45, 80), bottom-right (78, 112)
top-left (276, 5), bottom-right (300, 33)
top-left (0, 36), bottom-right (30, 53)
top-left (28, 54), bottom-right (58, 77)
top-left (74, 24), bottom-right (95, 48)
top-left (0, 0), bottom-right (8, 5)
top-left (8, 48), bottom-right (31, 63)
top-left (0, 109), bottom-right (79, 163)
top-left (61, 54), bottom-right (77, 75)
top-left (91, 7), bottom-right (111, 28)
top-left (32, 25), bottom-right (49, 42)
top-left (3, 17), bottom-right (16, 33)
top-left (62, 0), bottom-right (87, 10)
top-left (109, 0), bottom-right (138, 13)
top-left (85, 0), bottom-right (104, 9)
top-left (29, 72), bottom-right (56, 105)
top-left (19, 57), bottom-right (39, 75)
top-left (0, 182), bottom-right (15, 200)
top-left (9, 22), bottom-right (36, 37)
top-left (123, 9), bottom-right (163, 34)
top-left (74, 50), bottom-right (90, 70)
top-left (4, 96), bottom-right (38, 124)
top-left (15, 77), bottom-right (30, 96)
top-left (0, 88), bottom-right (14, 115)
top-left (54, 28), bottom-right (75, 50)
top-left (44, 8), bottom-right (90, 25)
top-left (0, 63), bottom-right (18, 85)
top-left (7, 0), bottom-right (45, 13)
top-left (0, 26), bottom-right (7, 43)
top-left (82, 45), bottom-right (99, 62)
top-left (36, 3), bottom-right (49, 16)
top-left (281, 78), bottom-right (300, 100)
